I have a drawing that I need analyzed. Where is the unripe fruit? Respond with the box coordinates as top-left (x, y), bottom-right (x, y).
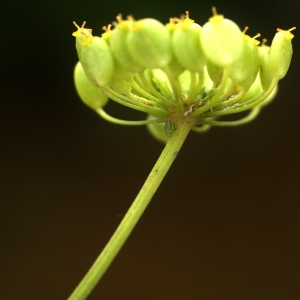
top-left (73, 22), bottom-right (114, 87)
top-left (74, 61), bottom-right (109, 109)
top-left (126, 18), bottom-right (173, 68)
top-left (109, 20), bottom-right (145, 73)
top-left (201, 9), bottom-right (243, 66)
top-left (269, 28), bottom-right (295, 79)
top-left (172, 21), bottom-right (206, 72)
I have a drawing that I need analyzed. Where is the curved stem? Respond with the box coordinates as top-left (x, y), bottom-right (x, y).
top-left (96, 108), bottom-right (166, 126)
top-left (67, 119), bottom-right (194, 300)
top-left (200, 106), bottom-right (261, 127)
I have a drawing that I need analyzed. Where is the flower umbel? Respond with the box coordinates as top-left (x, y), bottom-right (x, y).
top-left (73, 9), bottom-right (295, 141)
top-left (69, 9), bottom-right (295, 300)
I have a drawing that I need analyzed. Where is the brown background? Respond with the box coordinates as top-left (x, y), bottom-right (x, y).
top-left (1, 0), bottom-right (300, 299)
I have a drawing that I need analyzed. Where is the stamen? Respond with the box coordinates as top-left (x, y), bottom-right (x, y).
top-left (211, 6), bottom-right (217, 16)
top-left (243, 26), bottom-right (249, 34)
top-left (261, 38), bottom-right (268, 46)
top-left (116, 14), bottom-right (123, 23)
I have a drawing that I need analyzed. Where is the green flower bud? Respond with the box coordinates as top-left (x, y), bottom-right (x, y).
top-left (200, 8), bottom-right (244, 66)
top-left (171, 19), bottom-right (206, 72)
top-left (229, 32), bottom-right (260, 90)
top-left (269, 27), bottom-right (295, 79)
top-left (73, 22), bottom-right (114, 87)
top-left (109, 18), bottom-right (145, 73)
top-left (74, 61), bottom-right (109, 109)
top-left (126, 18), bottom-right (173, 68)
top-left (258, 43), bottom-right (273, 91)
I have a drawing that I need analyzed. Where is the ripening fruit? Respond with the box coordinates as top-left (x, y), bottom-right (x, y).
top-left (126, 18), bottom-right (173, 68)
top-left (206, 59), bottom-right (223, 86)
top-left (229, 33), bottom-right (260, 90)
top-left (172, 21), bottom-right (206, 72)
top-left (109, 20), bottom-right (145, 73)
top-left (146, 115), bottom-right (168, 143)
top-left (269, 28), bottom-right (295, 79)
top-left (201, 8), bottom-right (244, 66)
top-left (74, 61), bottom-right (109, 109)
top-left (258, 44), bottom-right (273, 91)
top-left (73, 22), bottom-right (114, 87)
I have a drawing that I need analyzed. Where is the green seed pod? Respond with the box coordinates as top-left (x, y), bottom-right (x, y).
top-left (229, 33), bottom-right (260, 90)
top-left (258, 43), bottom-right (273, 91)
top-left (167, 56), bottom-right (185, 78)
top-left (109, 20), bottom-right (145, 73)
top-left (126, 18), bottom-right (173, 68)
top-left (200, 9), bottom-right (244, 66)
top-left (269, 28), bottom-right (295, 79)
top-left (206, 59), bottom-right (223, 86)
top-left (73, 22), bottom-right (114, 87)
top-left (239, 74), bottom-right (263, 103)
top-left (72, 21), bottom-right (93, 62)
top-left (146, 115), bottom-right (168, 143)
top-left (74, 61), bottom-right (109, 109)
top-left (202, 66), bottom-right (214, 90)
top-left (172, 21), bottom-right (206, 72)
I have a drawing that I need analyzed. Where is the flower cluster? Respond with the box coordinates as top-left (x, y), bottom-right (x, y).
top-left (73, 9), bottom-right (295, 142)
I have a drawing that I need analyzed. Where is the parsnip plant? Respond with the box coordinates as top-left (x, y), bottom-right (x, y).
top-left (69, 8), bottom-right (295, 299)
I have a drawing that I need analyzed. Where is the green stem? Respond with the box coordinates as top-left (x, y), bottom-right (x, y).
top-left (68, 119), bottom-right (194, 300)
top-left (96, 108), bottom-right (166, 126)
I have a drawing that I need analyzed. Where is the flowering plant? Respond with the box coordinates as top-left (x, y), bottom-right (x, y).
top-left (69, 8), bottom-right (295, 299)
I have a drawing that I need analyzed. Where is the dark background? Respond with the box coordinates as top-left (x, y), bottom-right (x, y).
top-left (1, 0), bottom-right (299, 299)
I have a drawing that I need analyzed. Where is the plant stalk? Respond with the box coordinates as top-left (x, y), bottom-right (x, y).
top-left (68, 119), bottom-right (194, 300)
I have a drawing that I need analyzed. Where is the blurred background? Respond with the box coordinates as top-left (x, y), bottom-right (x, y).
top-left (1, 0), bottom-right (299, 299)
